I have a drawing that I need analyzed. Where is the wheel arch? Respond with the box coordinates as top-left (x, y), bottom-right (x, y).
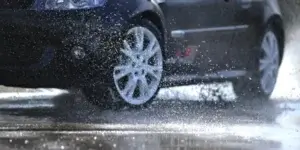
top-left (129, 0), bottom-right (167, 52)
top-left (132, 10), bottom-right (165, 43)
top-left (263, 0), bottom-right (285, 63)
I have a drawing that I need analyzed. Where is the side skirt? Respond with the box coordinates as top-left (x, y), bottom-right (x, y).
top-left (161, 70), bottom-right (248, 87)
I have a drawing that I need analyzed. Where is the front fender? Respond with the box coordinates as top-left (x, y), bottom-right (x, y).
top-left (130, 0), bottom-right (167, 48)
top-left (130, 0), bottom-right (166, 27)
top-left (263, 0), bottom-right (282, 24)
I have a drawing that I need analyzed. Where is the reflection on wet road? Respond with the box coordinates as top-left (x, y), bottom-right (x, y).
top-left (0, 85), bottom-right (298, 150)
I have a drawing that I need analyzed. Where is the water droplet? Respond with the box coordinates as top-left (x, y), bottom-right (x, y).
top-left (9, 139), bottom-right (12, 143)
top-left (76, 137), bottom-right (79, 141)
top-left (93, 136), bottom-right (97, 140)
top-left (99, 143), bottom-right (102, 147)
top-left (24, 140), bottom-right (29, 144)
top-left (61, 145), bottom-right (65, 149)
top-left (113, 143), bottom-right (117, 148)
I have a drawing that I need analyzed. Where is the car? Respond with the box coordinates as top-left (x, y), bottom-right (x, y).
top-left (0, 0), bottom-right (284, 107)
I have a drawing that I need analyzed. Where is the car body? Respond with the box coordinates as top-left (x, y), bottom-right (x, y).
top-left (0, 0), bottom-right (284, 106)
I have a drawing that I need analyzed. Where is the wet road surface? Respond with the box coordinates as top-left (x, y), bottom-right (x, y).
top-left (0, 85), bottom-right (298, 150)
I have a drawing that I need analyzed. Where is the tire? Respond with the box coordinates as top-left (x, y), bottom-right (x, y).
top-left (83, 19), bottom-right (164, 108)
top-left (233, 23), bottom-right (282, 100)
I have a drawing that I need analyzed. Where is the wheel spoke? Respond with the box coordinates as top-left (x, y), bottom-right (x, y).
top-left (265, 70), bottom-right (274, 89)
top-left (265, 45), bottom-right (272, 58)
top-left (261, 71), bottom-right (270, 90)
top-left (145, 45), bottom-right (160, 59)
top-left (114, 65), bottom-right (132, 80)
top-left (135, 27), bottom-right (144, 51)
top-left (259, 58), bottom-right (269, 71)
top-left (272, 50), bottom-right (278, 61)
top-left (139, 76), bottom-right (149, 97)
top-left (271, 37), bottom-right (276, 51)
top-left (122, 40), bottom-right (137, 61)
top-left (266, 67), bottom-right (273, 76)
top-left (267, 33), bottom-right (275, 56)
top-left (272, 42), bottom-right (279, 60)
top-left (145, 65), bottom-right (162, 80)
top-left (272, 68), bottom-right (278, 79)
top-left (120, 48), bottom-right (135, 60)
top-left (262, 38), bottom-right (269, 53)
top-left (270, 33), bottom-right (277, 51)
top-left (145, 37), bottom-right (156, 50)
top-left (122, 78), bottom-right (137, 98)
top-left (270, 61), bottom-right (277, 69)
top-left (263, 34), bottom-right (273, 57)
top-left (123, 40), bottom-right (132, 51)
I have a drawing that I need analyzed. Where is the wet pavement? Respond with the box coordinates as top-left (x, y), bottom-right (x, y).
top-left (0, 86), bottom-right (298, 150)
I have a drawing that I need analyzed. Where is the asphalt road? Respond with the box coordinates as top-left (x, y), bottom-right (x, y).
top-left (0, 85), bottom-right (298, 150)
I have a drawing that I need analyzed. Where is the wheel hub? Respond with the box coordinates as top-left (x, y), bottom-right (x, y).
top-left (132, 55), bottom-right (147, 76)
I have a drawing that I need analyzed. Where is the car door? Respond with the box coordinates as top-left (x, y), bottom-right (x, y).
top-left (229, 0), bottom-right (264, 70)
top-left (163, 0), bottom-right (239, 75)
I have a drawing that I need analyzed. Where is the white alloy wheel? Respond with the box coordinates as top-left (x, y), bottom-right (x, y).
top-left (113, 26), bottom-right (163, 105)
top-left (259, 30), bottom-right (280, 95)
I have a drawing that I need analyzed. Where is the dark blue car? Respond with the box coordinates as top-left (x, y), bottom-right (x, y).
top-left (0, 0), bottom-right (285, 107)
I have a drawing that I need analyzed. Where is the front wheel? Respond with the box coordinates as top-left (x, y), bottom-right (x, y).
top-left (233, 24), bottom-right (281, 99)
top-left (84, 19), bottom-right (164, 108)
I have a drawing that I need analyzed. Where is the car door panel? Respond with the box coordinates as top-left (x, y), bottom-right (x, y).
top-left (229, 0), bottom-right (264, 70)
top-left (165, 0), bottom-right (217, 30)
top-left (164, 0), bottom-right (238, 75)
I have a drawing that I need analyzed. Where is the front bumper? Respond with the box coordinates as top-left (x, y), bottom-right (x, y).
top-left (0, 7), bottom-right (129, 87)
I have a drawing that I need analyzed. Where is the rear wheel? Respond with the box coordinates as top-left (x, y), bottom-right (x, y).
top-left (233, 24), bottom-right (281, 99)
top-left (83, 19), bottom-right (164, 108)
